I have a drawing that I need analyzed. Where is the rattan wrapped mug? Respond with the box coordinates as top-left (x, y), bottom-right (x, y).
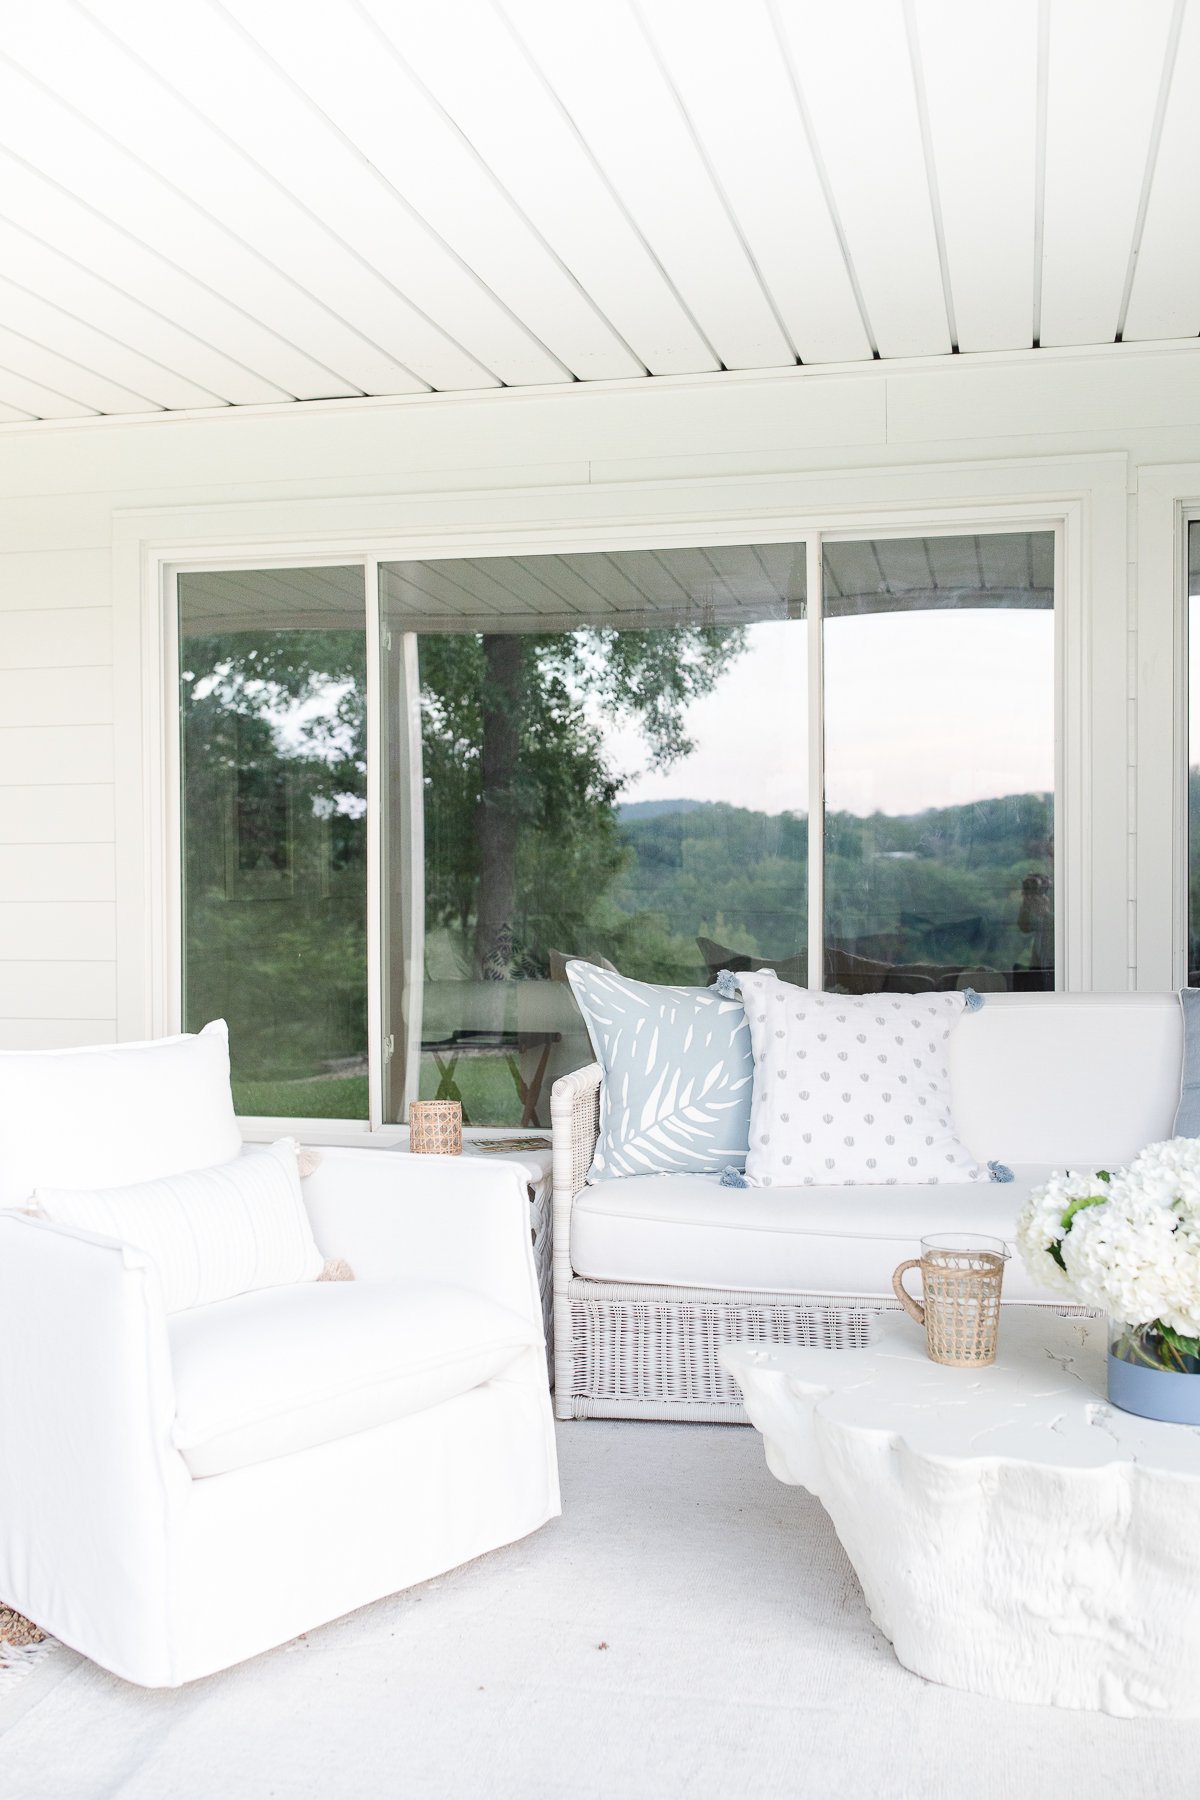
top-left (892, 1233), bottom-right (1009, 1367)
top-left (408, 1099), bottom-right (463, 1155)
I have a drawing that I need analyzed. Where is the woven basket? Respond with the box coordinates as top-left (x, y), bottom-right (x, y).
top-left (408, 1100), bottom-right (463, 1155)
top-left (893, 1238), bottom-right (1006, 1367)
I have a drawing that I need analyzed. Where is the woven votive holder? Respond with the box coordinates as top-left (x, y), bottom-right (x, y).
top-left (409, 1099), bottom-right (463, 1155)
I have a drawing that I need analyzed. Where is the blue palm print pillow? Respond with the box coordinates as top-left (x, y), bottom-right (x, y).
top-left (565, 962), bottom-right (753, 1181)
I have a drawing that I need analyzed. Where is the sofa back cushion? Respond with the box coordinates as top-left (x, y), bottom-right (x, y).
top-left (565, 961), bottom-right (753, 1180)
top-left (36, 1139), bottom-right (322, 1313)
top-left (0, 1019), bottom-right (242, 1210)
top-left (948, 994), bottom-right (1181, 1167)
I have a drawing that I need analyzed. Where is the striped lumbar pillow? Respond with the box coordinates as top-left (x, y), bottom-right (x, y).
top-left (35, 1138), bottom-right (324, 1312)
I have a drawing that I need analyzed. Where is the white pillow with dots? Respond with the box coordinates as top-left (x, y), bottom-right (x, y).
top-left (735, 974), bottom-right (987, 1188)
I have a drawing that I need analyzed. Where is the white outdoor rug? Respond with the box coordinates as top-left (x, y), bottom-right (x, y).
top-left (2, 1420), bottom-right (1198, 1800)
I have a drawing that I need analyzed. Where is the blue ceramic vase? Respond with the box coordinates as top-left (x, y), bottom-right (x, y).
top-left (1107, 1344), bottom-right (1200, 1424)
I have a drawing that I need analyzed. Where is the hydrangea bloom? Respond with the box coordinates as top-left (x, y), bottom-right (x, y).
top-left (1014, 1166), bottom-right (1111, 1297)
top-left (1017, 1137), bottom-right (1200, 1334)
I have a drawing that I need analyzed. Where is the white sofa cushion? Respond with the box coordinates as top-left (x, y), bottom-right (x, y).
top-left (169, 1279), bottom-right (542, 1477)
top-left (736, 974), bottom-right (986, 1186)
top-left (947, 993), bottom-right (1182, 1167)
top-left (570, 1169), bottom-right (1064, 1303)
top-left (36, 1140), bottom-right (323, 1313)
top-left (0, 1019), bottom-right (241, 1209)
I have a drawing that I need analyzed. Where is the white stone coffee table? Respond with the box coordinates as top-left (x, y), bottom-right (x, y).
top-left (721, 1309), bottom-right (1200, 1717)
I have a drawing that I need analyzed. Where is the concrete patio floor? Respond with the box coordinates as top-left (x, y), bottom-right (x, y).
top-left (2, 1418), bottom-right (1196, 1800)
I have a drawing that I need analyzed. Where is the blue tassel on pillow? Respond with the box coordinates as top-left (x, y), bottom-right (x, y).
top-left (963, 987), bottom-right (984, 1012)
top-left (988, 1160), bottom-right (1014, 1183)
top-left (714, 969), bottom-right (743, 999)
top-left (720, 1165), bottom-right (749, 1189)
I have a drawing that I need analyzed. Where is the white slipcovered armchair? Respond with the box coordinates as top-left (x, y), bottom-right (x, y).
top-left (0, 1034), bottom-right (559, 1688)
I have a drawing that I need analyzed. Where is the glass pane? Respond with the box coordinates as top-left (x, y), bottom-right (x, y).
top-left (179, 567), bottom-right (368, 1117)
top-left (822, 532), bottom-right (1055, 995)
top-left (1190, 519), bottom-right (1200, 985)
top-left (379, 543), bottom-right (808, 1124)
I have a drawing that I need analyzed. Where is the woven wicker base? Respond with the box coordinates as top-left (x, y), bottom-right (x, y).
top-left (563, 1279), bottom-right (886, 1422)
top-left (0, 1607), bottom-right (44, 1648)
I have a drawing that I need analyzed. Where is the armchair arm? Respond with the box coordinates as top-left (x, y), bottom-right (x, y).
top-left (550, 1062), bottom-right (602, 1207)
top-left (0, 1213), bottom-right (187, 1671)
top-left (300, 1149), bottom-right (545, 1337)
top-left (550, 1064), bottom-right (602, 1417)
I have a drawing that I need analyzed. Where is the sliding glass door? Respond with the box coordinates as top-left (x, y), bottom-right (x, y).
top-left (377, 545), bottom-right (808, 1124)
top-left (175, 525), bottom-right (1058, 1128)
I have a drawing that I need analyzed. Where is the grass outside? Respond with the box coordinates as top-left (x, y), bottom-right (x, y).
top-left (233, 1074), bottom-right (369, 1120)
top-left (417, 1052), bottom-right (524, 1126)
top-left (233, 1054), bottom-right (525, 1125)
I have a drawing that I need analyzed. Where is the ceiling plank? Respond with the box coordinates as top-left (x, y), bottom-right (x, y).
top-left (773, 1), bottom-right (951, 359)
top-left (1124, 0), bottom-right (1200, 341)
top-left (1040, 0), bottom-right (1177, 346)
top-left (553, 553), bottom-right (649, 613)
top-left (0, 320), bottom-right (159, 415)
top-left (0, 219), bottom-right (279, 406)
top-left (228, 0), bottom-right (644, 383)
top-left (0, 10), bottom-right (437, 395)
top-left (438, 558), bottom-right (559, 615)
top-left (99, 0), bottom-right (599, 387)
top-left (503, 0), bottom-right (796, 370)
top-left (76, 0), bottom-right (576, 388)
top-left (0, 271), bottom-right (221, 411)
top-left (383, 563), bottom-right (486, 621)
top-left (0, 154), bottom-right (346, 402)
top-left (381, 0), bottom-right (716, 378)
top-left (637, 0), bottom-right (871, 365)
top-left (911, 0), bottom-right (1038, 352)
top-left (0, 361), bottom-right (98, 420)
top-left (0, 67), bottom-right (375, 401)
top-left (700, 544), bottom-right (788, 611)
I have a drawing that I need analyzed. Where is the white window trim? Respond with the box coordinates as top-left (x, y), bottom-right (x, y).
top-left (113, 458), bottom-right (1114, 1132)
top-left (1135, 464), bottom-right (1200, 989)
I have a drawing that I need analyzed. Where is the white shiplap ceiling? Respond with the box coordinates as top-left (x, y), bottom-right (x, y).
top-left (0, 0), bottom-right (1196, 423)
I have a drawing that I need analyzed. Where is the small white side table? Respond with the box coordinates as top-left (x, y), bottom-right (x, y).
top-left (721, 1309), bottom-right (1200, 1717)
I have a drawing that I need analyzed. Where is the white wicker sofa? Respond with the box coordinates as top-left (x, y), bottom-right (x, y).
top-left (551, 993), bottom-right (1183, 1422)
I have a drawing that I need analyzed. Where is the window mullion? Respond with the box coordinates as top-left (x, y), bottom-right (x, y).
top-left (806, 534), bottom-right (825, 991)
top-left (364, 553), bottom-right (384, 1132)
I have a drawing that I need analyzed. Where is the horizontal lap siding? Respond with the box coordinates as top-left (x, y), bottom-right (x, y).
top-left (0, 545), bottom-right (114, 1048)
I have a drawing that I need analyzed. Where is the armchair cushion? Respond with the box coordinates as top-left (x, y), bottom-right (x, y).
top-left (0, 1018), bottom-right (240, 1208)
top-left (168, 1279), bottom-right (541, 1477)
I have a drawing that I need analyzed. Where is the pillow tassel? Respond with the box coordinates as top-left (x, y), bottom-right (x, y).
top-left (720, 1165), bottom-right (749, 1189)
top-left (318, 1257), bottom-right (355, 1281)
top-left (988, 1160), bottom-right (1015, 1183)
top-left (962, 987), bottom-right (984, 1012)
top-left (714, 969), bottom-right (743, 1000)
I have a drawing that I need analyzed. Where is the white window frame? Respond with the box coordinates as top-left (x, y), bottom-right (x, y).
top-left (1134, 465), bottom-right (1200, 990)
top-left (116, 474), bottom-right (1095, 1140)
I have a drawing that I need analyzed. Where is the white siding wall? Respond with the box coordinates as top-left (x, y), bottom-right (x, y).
top-left (0, 548), bottom-right (115, 1048)
top-left (0, 339), bottom-right (1197, 1049)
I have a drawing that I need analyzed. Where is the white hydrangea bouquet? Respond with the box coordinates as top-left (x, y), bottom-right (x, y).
top-left (1017, 1137), bottom-right (1200, 1378)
